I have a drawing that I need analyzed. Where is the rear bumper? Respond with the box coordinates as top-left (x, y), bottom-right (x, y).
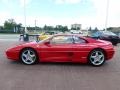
top-left (106, 50), bottom-right (115, 60)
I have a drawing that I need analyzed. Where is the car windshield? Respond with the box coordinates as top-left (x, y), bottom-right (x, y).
top-left (102, 31), bottom-right (116, 36)
top-left (91, 31), bottom-right (102, 37)
top-left (91, 31), bottom-right (116, 37)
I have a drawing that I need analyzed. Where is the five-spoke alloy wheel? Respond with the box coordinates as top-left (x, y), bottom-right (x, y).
top-left (89, 49), bottom-right (105, 66)
top-left (20, 48), bottom-right (38, 65)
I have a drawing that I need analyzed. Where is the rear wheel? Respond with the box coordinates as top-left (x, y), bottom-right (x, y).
top-left (20, 48), bottom-right (38, 65)
top-left (88, 49), bottom-right (105, 66)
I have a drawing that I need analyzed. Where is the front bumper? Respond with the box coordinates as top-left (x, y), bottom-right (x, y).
top-left (6, 49), bottom-right (19, 61)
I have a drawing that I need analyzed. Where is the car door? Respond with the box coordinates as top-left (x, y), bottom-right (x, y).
top-left (72, 36), bottom-right (90, 63)
top-left (40, 35), bottom-right (73, 62)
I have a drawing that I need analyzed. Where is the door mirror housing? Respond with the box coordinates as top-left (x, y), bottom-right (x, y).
top-left (44, 41), bottom-right (50, 45)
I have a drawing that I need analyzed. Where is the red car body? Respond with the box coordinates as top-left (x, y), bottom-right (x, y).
top-left (6, 34), bottom-right (114, 64)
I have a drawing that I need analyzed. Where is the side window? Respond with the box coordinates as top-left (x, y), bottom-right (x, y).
top-left (73, 36), bottom-right (86, 44)
top-left (50, 36), bottom-right (73, 44)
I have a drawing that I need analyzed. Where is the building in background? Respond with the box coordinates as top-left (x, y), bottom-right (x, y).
top-left (71, 24), bottom-right (81, 30)
top-left (70, 24), bottom-right (82, 34)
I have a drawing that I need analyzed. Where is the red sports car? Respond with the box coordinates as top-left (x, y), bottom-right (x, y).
top-left (6, 34), bottom-right (115, 66)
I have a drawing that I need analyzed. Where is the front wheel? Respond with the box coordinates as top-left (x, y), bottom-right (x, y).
top-left (20, 48), bottom-right (38, 65)
top-left (88, 49), bottom-right (105, 66)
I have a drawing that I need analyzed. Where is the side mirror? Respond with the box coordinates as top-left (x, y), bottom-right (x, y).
top-left (44, 41), bottom-right (50, 45)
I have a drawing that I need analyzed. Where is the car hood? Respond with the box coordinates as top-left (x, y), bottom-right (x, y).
top-left (7, 41), bottom-right (38, 50)
top-left (17, 41), bottom-right (38, 47)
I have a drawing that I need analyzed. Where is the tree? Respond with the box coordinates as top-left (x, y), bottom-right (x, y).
top-left (0, 26), bottom-right (3, 30)
top-left (43, 25), bottom-right (54, 31)
top-left (107, 27), bottom-right (114, 31)
top-left (43, 25), bottom-right (47, 31)
top-left (15, 23), bottom-right (22, 33)
top-left (62, 26), bottom-right (68, 32)
top-left (55, 25), bottom-right (68, 32)
top-left (55, 25), bottom-right (63, 31)
top-left (94, 27), bottom-right (99, 31)
top-left (88, 27), bottom-right (92, 31)
top-left (4, 19), bottom-right (16, 30)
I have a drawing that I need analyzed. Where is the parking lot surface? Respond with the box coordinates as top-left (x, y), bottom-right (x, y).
top-left (0, 39), bottom-right (120, 90)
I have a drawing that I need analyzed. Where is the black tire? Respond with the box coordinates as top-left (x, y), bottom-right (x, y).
top-left (20, 48), bottom-right (38, 65)
top-left (88, 49), bottom-right (105, 66)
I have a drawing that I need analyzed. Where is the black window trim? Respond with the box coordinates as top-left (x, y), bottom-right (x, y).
top-left (50, 35), bottom-right (74, 44)
top-left (72, 35), bottom-right (88, 44)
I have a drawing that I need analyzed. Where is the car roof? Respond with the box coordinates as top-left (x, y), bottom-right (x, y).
top-left (53, 34), bottom-right (83, 37)
top-left (51, 34), bottom-right (87, 40)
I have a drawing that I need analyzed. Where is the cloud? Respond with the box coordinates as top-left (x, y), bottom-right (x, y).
top-left (90, 0), bottom-right (120, 28)
top-left (19, 0), bottom-right (32, 7)
top-left (12, 15), bottom-right (99, 29)
top-left (0, 11), bottom-right (12, 25)
top-left (1, 0), bottom-right (14, 6)
top-left (54, 0), bottom-right (82, 4)
top-left (1, 0), bottom-right (32, 7)
top-left (1, 0), bottom-right (120, 29)
top-left (1, 0), bottom-right (9, 3)
top-left (0, 13), bottom-right (113, 29)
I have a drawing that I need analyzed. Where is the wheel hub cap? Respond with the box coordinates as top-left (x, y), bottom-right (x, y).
top-left (90, 51), bottom-right (104, 65)
top-left (22, 50), bottom-right (36, 64)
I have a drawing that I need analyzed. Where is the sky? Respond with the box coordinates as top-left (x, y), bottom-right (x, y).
top-left (0, 0), bottom-right (120, 29)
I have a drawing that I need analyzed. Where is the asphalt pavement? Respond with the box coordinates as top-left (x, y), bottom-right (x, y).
top-left (0, 35), bottom-right (120, 90)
